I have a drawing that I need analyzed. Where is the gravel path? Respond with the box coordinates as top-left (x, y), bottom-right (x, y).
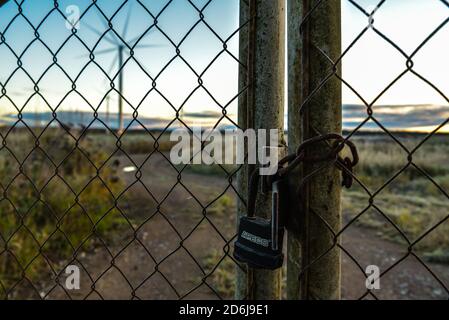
top-left (48, 153), bottom-right (449, 300)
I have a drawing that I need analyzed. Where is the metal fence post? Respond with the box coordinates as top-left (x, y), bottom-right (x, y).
top-left (286, 0), bottom-right (302, 300)
top-left (287, 0), bottom-right (342, 300)
top-left (237, 0), bottom-right (285, 300)
top-left (236, 0), bottom-right (250, 300)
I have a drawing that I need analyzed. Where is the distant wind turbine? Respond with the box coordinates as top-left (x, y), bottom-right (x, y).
top-left (9, 87), bottom-right (65, 128)
top-left (80, 3), bottom-right (162, 133)
top-left (6, 89), bottom-right (39, 126)
top-left (95, 85), bottom-right (116, 130)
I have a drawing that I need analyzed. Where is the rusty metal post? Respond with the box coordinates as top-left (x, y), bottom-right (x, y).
top-left (236, 0), bottom-right (250, 300)
top-left (287, 0), bottom-right (342, 300)
top-left (236, 0), bottom-right (285, 300)
top-left (286, 0), bottom-right (302, 299)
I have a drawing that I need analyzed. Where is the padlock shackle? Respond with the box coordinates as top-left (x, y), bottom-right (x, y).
top-left (247, 169), bottom-right (260, 217)
top-left (271, 184), bottom-right (280, 251)
top-left (248, 169), bottom-right (282, 251)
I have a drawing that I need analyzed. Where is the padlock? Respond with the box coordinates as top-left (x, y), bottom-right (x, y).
top-left (233, 175), bottom-right (287, 270)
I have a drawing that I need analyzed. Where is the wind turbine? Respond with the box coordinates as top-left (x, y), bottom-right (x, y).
top-left (7, 88), bottom-right (47, 128)
top-left (81, 3), bottom-right (161, 134)
top-left (1, 90), bottom-right (26, 127)
top-left (19, 87), bottom-right (68, 128)
top-left (95, 84), bottom-right (116, 130)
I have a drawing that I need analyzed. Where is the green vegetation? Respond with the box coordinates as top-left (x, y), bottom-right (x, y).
top-left (0, 129), bottom-right (127, 298)
top-left (180, 163), bottom-right (238, 177)
top-left (206, 195), bottom-right (235, 217)
top-left (1, 129), bottom-right (448, 299)
top-left (87, 131), bottom-right (176, 155)
top-left (174, 133), bottom-right (449, 262)
top-left (202, 249), bottom-right (235, 299)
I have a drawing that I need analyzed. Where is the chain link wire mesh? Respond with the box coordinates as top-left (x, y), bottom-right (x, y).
top-left (0, 0), bottom-right (250, 300)
top-left (1, 0), bottom-right (448, 301)
top-left (298, 0), bottom-right (449, 300)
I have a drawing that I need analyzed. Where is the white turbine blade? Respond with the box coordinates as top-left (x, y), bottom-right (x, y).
top-left (84, 22), bottom-right (118, 46)
top-left (122, 1), bottom-right (134, 40)
top-left (76, 47), bottom-right (117, 59)
top-left (94, 9), bottom-right (121, 44)
top-left (127, 29), bottom-right (156, 47)
top-left (95, 47), bottom-right (119, 56)
top-left (135, 44), bottom-right (166, 49)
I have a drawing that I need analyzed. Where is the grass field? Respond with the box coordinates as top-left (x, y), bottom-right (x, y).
top-left (0, 128), bottom-right (448, 298)
top-left (343, 134), bottom-right (449, 261)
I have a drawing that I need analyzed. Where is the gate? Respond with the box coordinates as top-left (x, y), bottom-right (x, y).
top-left (0, 0), bottom-right (448, 300)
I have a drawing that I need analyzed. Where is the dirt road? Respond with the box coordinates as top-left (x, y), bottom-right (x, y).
top-left (48, 153), bottom-right (448, 300)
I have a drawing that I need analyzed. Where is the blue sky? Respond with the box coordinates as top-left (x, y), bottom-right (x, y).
top-left (0, 0), bottom-right (448, 131)
top-left (0, 0), bottom-right (240, 125)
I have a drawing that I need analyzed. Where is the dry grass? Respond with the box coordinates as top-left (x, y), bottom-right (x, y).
top-left (0, 128), bottom-right (128, 298)
top-left (343, 135), bottom-right (449, 260)
top-left (1, 129), bottom-right (448, 299)
top-left (201, 249), bottom-right (236, 299)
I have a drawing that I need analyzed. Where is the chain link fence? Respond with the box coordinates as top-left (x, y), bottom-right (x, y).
top-left (0, 0), bottom-right (448, 300)
top-left (0, 0), bottom-right (250, 300)
top-left (294, 0), bottom-right (449, 300)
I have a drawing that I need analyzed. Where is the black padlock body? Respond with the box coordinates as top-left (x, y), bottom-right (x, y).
top-left (233, 216), bottom-right (284, 270)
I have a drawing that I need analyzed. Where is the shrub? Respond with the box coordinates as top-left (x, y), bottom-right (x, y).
top-left (0, 129), bottom-right (126, 298)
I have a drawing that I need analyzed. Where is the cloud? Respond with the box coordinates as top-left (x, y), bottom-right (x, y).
top-left (343, 104), bottom-right (449, 130)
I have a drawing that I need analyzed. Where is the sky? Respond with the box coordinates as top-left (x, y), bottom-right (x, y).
top-left (0, 0), bottom-right (448, 132)
top-left (342, 0), bottom-right (448, 106)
